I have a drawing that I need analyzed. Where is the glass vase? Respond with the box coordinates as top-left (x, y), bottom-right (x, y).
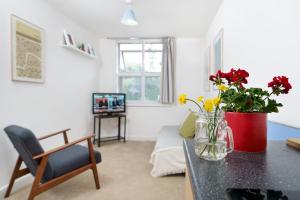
top-left (194, 111), bottom-right (234, 161)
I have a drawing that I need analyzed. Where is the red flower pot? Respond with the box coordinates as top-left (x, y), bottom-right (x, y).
top-left (225, 112), bottom-right (267, 152)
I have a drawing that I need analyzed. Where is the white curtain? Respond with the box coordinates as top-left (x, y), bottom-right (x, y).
top-left (160, 37), bottom-right (175, 104)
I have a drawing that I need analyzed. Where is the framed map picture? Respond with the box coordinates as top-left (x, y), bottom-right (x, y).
top-left (11, 15), bottom-right (44, 83)
top-left (213, 28), bottom-right (224, 74)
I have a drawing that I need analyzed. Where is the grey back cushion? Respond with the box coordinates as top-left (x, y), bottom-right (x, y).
top-left (4, 125), bottom-right (54, 181)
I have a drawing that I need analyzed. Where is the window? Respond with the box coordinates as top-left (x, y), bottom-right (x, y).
top-left (117, 41), bottom-right (163, 103)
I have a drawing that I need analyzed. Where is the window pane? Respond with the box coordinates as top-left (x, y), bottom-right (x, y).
top-left (144, 43), bottom-right (163, 51)
top-left (119, 77), bottom-right (142, 101)
top-left (145, 52), bottom-right (162, 72)
top-left (120, 52), bottom-right (142, 72)
top-left (145, 77), bottom-right (160, 101)
top-left (120, 43), bottom-right (142, 51)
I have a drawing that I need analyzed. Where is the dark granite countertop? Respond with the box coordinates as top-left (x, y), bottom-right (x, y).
top-left (184, 139), bottom-right (300, 200)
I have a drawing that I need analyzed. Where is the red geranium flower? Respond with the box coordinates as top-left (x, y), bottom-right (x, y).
top-left (223, 68), bottom-right (249, 88)
top-left (210, 70), bottom-right (226, 85)
top-left (268, 76), bottom-right (292, 95)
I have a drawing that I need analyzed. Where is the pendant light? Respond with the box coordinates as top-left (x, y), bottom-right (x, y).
top-left (121, 0), bottom-right (138, 26)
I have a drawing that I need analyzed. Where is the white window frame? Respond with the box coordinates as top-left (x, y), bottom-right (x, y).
top-left (117, 40), bottom-right (163, 105)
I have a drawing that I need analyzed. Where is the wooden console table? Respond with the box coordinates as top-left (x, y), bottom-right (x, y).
top-left (93, 114), bottom-right (126, 147)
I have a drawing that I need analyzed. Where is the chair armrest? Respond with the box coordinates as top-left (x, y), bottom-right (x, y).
top-left (38, 128), bottom-right (70, 143)
top-left (33, 134), bottom-right (95, 160)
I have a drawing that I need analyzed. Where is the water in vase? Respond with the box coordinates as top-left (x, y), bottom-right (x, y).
top-left (195, 139), bottom-right (227, 161)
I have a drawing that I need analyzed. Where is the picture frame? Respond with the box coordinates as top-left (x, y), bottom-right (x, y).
top-left (203, 46), bottom-right (211, 92)
top-left (86, 44), bottom-right (95, 56)
top-left (62, 30), bottom-right (75, 47)
top-left (11, 15), bottom-right (45, 83)
top-left (213, 28), bottom-right (224, 74)
top-left (90, 46), bottom-right (96, 56)
top-left (86, 44), bottom-right (92, 55)
top-left (62, 30), bottom-right (69, 45)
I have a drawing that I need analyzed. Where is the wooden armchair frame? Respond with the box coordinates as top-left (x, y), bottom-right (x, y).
top-left (5, 129), bottom-right (100, 200)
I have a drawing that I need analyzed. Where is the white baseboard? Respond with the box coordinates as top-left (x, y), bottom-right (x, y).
top-left (99, 133), bottom-right (157, 142)
top-left (127, 136), bottom-right (156, 141)
top-left (0, 174), bottom-right (32, 198)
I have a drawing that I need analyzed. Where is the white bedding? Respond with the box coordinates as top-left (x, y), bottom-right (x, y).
top-left (150, 126), bottom-right (186, 177)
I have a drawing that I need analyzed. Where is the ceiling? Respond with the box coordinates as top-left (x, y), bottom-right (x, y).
top-left (45, 0), bottom-right (223, 38)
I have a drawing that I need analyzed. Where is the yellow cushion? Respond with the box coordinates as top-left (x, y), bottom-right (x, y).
top-left (179, 112), bottom-right (198, 138)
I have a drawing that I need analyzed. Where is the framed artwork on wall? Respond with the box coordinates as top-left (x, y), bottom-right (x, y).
top-left (63, 30), bottom-right (75, 47)
top-left (11, 15), bottom-right (45, 83)
top-left (213, 28), bottom-right (224, 74)
top-left (203, 46), bottom-right (211, 92)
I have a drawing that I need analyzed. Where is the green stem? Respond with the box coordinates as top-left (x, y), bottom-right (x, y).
top-left (211, 107), bottom-right (218, 143)
top-left (263, 91), bottom-right (274, 101)
top-left (208, 121), bottom-right (213, 142)
top-left (186, 99), bottom-right (204, 113)
top-left (199, 144), bottom-right (207, 156)
top-left (212, 145), bottom-right (217, 159)
top-left (210, 90), bottom-right (221, 143)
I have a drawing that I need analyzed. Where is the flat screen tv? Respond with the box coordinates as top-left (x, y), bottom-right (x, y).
top-left (92, 93), bottom-right (126, 115)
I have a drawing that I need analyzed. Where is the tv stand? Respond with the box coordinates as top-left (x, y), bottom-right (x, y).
top-left (93, 113), bottom-right (126, 147)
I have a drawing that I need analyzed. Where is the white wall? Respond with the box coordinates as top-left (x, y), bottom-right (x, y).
top-left (206, 0), bottom-right (300, 127)
top-left (0, 0), bottom-right (100, 192)
top-left (98, 38), bottom-right (207, 139)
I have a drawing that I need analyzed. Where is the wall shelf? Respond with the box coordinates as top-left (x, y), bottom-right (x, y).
top-left (62, 44), bottom-right (96, 59)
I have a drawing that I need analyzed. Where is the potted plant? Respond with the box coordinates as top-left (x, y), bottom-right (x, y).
top-left (209, 68), bottom-right (292, 152)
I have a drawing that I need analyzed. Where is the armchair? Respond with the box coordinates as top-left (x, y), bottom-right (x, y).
top-left (4, 125), bottom-right (101, 200)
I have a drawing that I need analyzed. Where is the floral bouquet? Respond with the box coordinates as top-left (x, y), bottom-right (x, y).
top-left (178, 86), bottom-right (230, 160)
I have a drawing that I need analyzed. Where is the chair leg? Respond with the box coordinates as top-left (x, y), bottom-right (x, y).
top-left (88, 139), bottom-right (100, 189)
top-left (92, 165), bottom-right (100, 189)
top-left (5, 156), bottom-right (23, 198)
top-left (28, 156), bottom-right (49, 200)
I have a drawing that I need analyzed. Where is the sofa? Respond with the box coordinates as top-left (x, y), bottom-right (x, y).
top-left (150, 125), bottom-right (186, 177)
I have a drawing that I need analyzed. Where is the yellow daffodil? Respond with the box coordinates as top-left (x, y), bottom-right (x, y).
top-left (213, 97), bottom-right (221, 106)
top-left (204, 99), bottom-right (214, 112)
top-left (197, 96), bottom-right (204, 102)
top-left (178, 94), bottom-right (187, 105)
top-left (217, 84), bottom-right (229, 92)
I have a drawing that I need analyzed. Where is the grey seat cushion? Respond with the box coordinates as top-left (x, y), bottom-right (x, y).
top-left (47, 145), bottom-right (101, 180)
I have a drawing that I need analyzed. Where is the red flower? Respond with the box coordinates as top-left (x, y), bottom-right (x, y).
top-left (268, 76), bottom-right (292, 95)
top-left (223, 68), bottom-right (249, 88)
top-left (217, 70), bottom-right (227, 78)
top-left (209, 68), bottom-right (249, 89)
top-left (209, 75), bottom-right (216, 81)
top-left (210, 70), bottom-right (226, 85)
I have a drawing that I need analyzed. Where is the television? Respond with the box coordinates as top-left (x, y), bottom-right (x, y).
top-left (92, 93), bottom-right (126, 115)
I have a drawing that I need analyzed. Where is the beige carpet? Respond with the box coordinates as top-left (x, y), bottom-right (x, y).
top-left (7, 141), bottom-right (185, 200)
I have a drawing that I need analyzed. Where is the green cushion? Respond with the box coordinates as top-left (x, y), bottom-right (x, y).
top-left (179, 112), bottom-right (198, 138)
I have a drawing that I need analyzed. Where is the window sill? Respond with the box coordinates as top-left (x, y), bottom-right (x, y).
top-left (127, 103), bottom-right (174, 107)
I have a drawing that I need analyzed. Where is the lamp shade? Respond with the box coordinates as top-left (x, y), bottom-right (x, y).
top-left (121, 6), bottom-right (138, 26)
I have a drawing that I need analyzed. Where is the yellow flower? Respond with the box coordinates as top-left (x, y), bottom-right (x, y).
top-left (178, 94), bottom-right (187, 105)
top-left (213, 97), bottom-right (221, 106)
top-left (217, 84), bottom-right (229, 91)
top-left (204, 99), bottom-right (214, 112)
top-left (197, 96), bottom-right (204, 102)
